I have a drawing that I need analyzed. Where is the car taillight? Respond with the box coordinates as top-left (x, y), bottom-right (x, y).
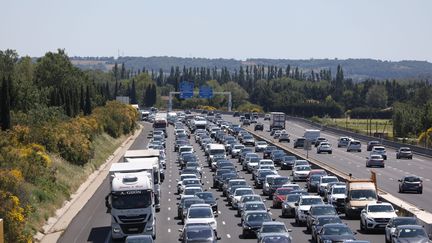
top-left (277, 195), bottom-right (284, 201)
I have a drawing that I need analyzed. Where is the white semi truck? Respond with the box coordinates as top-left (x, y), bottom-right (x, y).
top-left (105, 168), bottom-right (156, 240)
top-left (270, 112), bottom-right (286, 130)
top-left (123, 149), bottom-right (161, 211)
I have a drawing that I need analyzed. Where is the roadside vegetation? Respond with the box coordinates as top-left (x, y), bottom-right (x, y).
top-left (0, 50), bottom-right (138, 242)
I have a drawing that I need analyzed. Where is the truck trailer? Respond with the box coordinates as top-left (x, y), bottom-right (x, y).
top-left (270, 112), bottom-right (286, 130)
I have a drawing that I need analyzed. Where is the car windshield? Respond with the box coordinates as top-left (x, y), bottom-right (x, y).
top-left (235, 189), bottom-right (253, 196)
top-left (393, 218), bottom-right (417, 227)
top-left (246, 213), bottom-right (271, 222)
top-left (188, 207), bottom-right (213, 218)
top-left (400, 148), bottom-right (411, 152)
top-left (266, 177), bottom-right (277, 184)
top-left (286, 194), bottom-right (301, 202)
top-left (312, 206), bottom-right (336, 215)
top-left (234, 145), bottom-right (244, 149)
top-left (317, 217), bottom-right (342, 226)
top-left (243, 196), bottom-right (261, 202)
top-left (368, 205), bottom-right (394, 212)
top-left (323, 226), bottom-right (353, 235)
top-left (296, 166), bottom-right (311, 171)
top-left (276, 189), bottom-right (293, 195)
top-left (262, 236), bottom-right (291, 243)
top-left (250, 157), bottom-right (260, 162)
top-left (210, 149), bottom-right (225, 155)
top-left (322, 177), bottom-right (338, 183)
top-left (185, 188), bottom-right (202, 195)
top-left (332, 187), bottom-right (346, 194)
top-left (259, 171), bottom-right (276, 178)
top-left (196, 193), bottom-right (214, 200)
top-left (274, 177), bottom-right (290, 185)
top-left (186, 227), bottom-right (213, 240)
top-left (310, 176), bottom-right (321, 182)
top-left (261, 225), bottom-right (286, 233)
top-left (112, 190), bottom-right (152, 209)
top-left (350, 190), bottom-right (377, 200)
top-left (398, 228), bottom-right (427, 238)
top-left (230, 181), bottom-right (247, 186)
top-left (301, 198), bottom-right (323, 205)
top-left (245, 203), bottom-right (266, 211)
top-left (257, 142), bottom-right (267, 145)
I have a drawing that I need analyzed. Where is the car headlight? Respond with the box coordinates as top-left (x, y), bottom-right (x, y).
top-left (146, 225), bottom-right (153, 230)
top-left (366, 216), bottom-right (375, 222)
top-left (113, 227), bottom-right (121, 233)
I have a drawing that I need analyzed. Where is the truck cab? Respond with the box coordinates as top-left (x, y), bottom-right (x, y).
top-left (106, 172), bottom-right (156, 240)
top-left (345, 178), bottom-right (377, 219)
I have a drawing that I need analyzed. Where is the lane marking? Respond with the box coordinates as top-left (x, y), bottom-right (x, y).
top-left (168, 228), bottom-right (171, 233)
top-left (222, 221), bottom-right (226, 225)
top-left (168, 198), bottom-right (171, 202)
top-left (168, 207), bottom-right (171, 211)
top-left (226, 234), bottom-right (231, 238)
top-left (167, 217), bottom-right (171, 221)
top-left (218, 211), bottom-right (221, 214)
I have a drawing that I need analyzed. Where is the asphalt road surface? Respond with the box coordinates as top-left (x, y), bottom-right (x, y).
top-left (58, 119), bottom-right (386, 243)
top-left (223, 115), bottom-right (432, 213)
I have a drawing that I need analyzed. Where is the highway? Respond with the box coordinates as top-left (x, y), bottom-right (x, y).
top-left (223, 115), bottom-right (432, 212)
top-left (58, 119), bottom-right (385, 243)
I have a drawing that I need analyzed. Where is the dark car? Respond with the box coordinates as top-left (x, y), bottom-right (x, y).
top-left (311, 215), bottom-right (343, 243)
top-left (213, 168), bottom-right (235, 188)
top-left (399, 175), bottom-right (423, 193)
top-left (385, 217), bottom-right (418, 243)
top-left (306, 204), bottom-right (338, 232)
top-left (179, 223), bottom-right (219, 243)
top-left (242, 211), bottom-right (272, 238)
top-left (259, 233), bottom-right (292, 243)
top-left (271, 150), bottom-right (286, 166)
top-left (280, 156), bottom-right (296, 170)
top-left (396, 147), bottom-right (413, 159)
top-left (195, 192), bottom-right (218, 213)
top-left (177, 196), bottom-right (201, 219)
top-left (125, 235), bottom-right (154, 243)
top-left (254, 123), bottom-right (264, 131)
top-left (316, 223), bottom-right (356, 243)
top-left (263, 146), bottom-right (277, 159)
top-left (367, 140), bottom-right (382, 151)
top-left (233, 111), bottom-right (240, 117)
top-left (307, 174), bottom-right (323, 193)
top-left (392, 225), bottom-right (429, 243)
top-left (269, 176), bottom-right (291, 197)
top-left (293, 138), bottom-right (306, 148)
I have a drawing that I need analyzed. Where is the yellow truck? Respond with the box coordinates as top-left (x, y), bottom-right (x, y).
top-left (344, 175), bottom-right (378, 219)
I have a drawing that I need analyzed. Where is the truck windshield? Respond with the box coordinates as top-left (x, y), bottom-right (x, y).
top-left (112, 191), bottom-right (152, 209)
top-left (153, 121), bottom-right (167, 128)
top-left (350, 190), bottom-right (377, 200)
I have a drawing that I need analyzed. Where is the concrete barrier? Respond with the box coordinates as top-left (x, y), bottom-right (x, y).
top-left (243, 125), bottom-right (432, 235)
top-left (0, 218), bottom-right (3, 243)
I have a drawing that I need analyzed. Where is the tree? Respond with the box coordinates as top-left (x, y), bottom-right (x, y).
top-left (80, 85), bottom-right (85, 112)
top-left (366, 85), bottom-right (388, 108)
top-left (130, 79), bottom-right (137, 104)
top-left (221, 81), bottom-right (249, 108)
top-left (0, 77), bottom-right (11, 130)
top-left (84, 86), bottom-right (92, 115)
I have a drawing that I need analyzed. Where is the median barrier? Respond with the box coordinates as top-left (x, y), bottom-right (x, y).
top-left (244, 125), bottom-right (432, 235)
top-left (0, 219), bottom-right (3, 243)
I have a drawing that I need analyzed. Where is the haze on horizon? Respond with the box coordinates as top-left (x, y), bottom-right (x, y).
top-left (1, 0), bottom-right (432, 62)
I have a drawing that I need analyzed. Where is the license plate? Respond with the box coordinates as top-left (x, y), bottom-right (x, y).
top-left (129, 228), bottom-right (139, 232)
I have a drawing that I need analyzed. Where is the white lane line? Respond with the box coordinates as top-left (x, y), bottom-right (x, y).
top-left (168, 191), bottom-right (171, 194)
top-left (389, 178), bottom-right (394, 181)
top-left (167, 217), bottom-right (171, 221)
top-left (168, 228), bottom-right (171, 233)
top-left (168, 207), bottom-right (171, 211)
top-left (226, 234), bottom-right (231, 238)
top-left (218, 211), bottom-right (221, 214)
top-left (168, 185), bottom-right (171, 188)
top-left (222, 221), bottom-right (226, 225)
top-left (426, 179), bottom-right (431, 182)
top-left (168, 198), bottom-right (171, 202)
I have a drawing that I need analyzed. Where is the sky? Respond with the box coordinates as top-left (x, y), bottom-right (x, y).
top-left (1, 0), bottom-right (432, 62)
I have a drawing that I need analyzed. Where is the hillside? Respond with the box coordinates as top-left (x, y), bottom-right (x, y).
top-left (70, 56), bottom-right (432, 81)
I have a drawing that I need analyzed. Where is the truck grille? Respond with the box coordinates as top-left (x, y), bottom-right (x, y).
top-left (118, 214), bottom-right (147, 223)
top-left (120, 222), bottom-right (146, 234)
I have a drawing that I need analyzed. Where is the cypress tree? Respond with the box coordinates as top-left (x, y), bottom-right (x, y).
top-left (130, 79), bottom-right (137, 104)
top-left (80, 85), bottom-right (85, 112)
top-left (105, 81), bottom-right (111, 100)
top-left (150, 84), bottom-right (157, 106)
top-left (84, 86), bottom-right (92, 115)
top-left (114, 80), bottom-right (118, 98)
top-left (0, 77), bottom-right (11, 130)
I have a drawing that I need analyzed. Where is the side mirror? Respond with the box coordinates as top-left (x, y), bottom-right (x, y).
top-left (217, 236), bottom-right (222, 240)
top-left (288, 229), bottom-right (292, 232)
top-left (178, 229), bottom-right (183, 232)
top-left (272, 218), bottom-right (276, 221)
top-left (398, 179), bottom-right (402, 182)
top-left (267, 208), bottom-right (270, 212)
top-left (215, 214), bottom-right (218, 217)
top-left (216, 197), bottom-right (219, 200)
top-left (295, 203), bottom-right (299, 206)
top-left (395, 209), bottom-right (399, 213)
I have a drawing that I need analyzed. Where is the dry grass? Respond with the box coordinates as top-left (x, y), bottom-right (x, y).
top-left (320, 118), bottom-right (394, 138)
top-left (27, 133), bottom-right (128, 234)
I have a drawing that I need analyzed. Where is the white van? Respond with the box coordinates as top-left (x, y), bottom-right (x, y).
top-left (303, 129), bottom-right (320, 144)
top-left (207, 144), bottom-right (226, 163)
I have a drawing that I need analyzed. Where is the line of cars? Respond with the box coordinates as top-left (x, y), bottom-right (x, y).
top-left (171, 111), bottom-right (430, 243)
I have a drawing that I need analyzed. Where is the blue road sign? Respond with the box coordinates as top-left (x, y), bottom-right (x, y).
top-left (199, 86), bottom-right (213, 98)
top-left (179, 81), bottom-right (194, 99)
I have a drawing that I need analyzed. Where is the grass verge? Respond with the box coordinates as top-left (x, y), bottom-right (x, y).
top-left (27, 132), bottom-right (128, 235)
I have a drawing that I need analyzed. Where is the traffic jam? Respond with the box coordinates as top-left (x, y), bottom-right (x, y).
top-left (139, 110), bottom-right (428, 243)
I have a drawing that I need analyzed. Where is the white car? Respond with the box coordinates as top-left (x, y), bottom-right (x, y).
top-left (292, 165), bottom-right (311, 181)
top-left (231, 188), bottom-right (255, 209)
top-left (177, 174), bottom-right (198, 193)
top-left (317, 176), bottom-right (339, 196)
top-left (317, 142), bottom-right (332, 154)
top-left (255, 141), bottom-right (268, 152)
top-left (347, 140), bottom-right (362, 152)
top-left (370, 146), bottom-right (387, 160)
top-left (184, 204), bottom-right (217, 232)
top-left (327, 185), bottom-right (347, 207)
top-left (360, 202), bottom-right (398, 232)
top-left (295, 195), bottom-right (324, 225)
top-left (180, 187), bottom-right (203, 200)
top-left (337, 137), bottom-right (352, 147)
top-left (231, 144), bottom-right (245, 158)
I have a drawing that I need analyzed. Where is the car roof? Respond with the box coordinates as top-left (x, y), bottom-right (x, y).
top-left (367, 202), bottom-right (392, 206)
top-left (189, 203), bottom-right (212, 208)
top-left (396, 225), bottom-right (424, 230)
